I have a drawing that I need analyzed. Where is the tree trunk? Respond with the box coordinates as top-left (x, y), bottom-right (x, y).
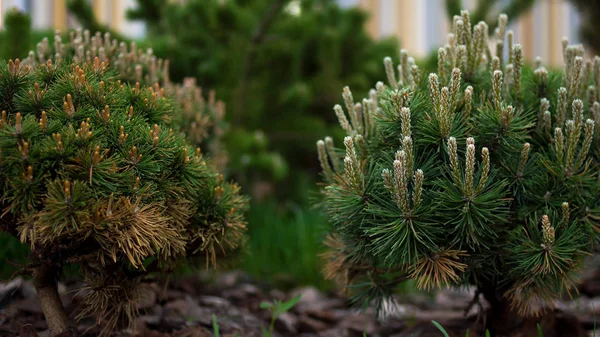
top-left (32, 264), bottom-right (72, 337)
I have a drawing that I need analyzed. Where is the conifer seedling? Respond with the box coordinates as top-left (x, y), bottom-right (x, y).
top-left (317, 11), bottom-right (600, 335)
top-left (0, 40), bottom-right (247, 336)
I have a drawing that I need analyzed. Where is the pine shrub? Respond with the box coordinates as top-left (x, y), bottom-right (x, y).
top-left (316, 11), bottom-right (600, 333)
top-left (0, 33), bottom-right (248, 336)
top-left (25, 29), bottom-right (229, 171)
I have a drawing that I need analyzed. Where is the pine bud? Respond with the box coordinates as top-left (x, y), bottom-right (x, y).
top-left (183, 147), bottom-right (189, 164)
top-left (569, 56), bottom-right (583, 99)
top-left (561, 202), bottom-right (570, 225)
top-left (429, 73), bottom-right (440, 115)
top-left (440, 87), bottom-right (451, 137)
top-left (53, 133), bottom-right (63, 151)
top-left (438, 48), bottom-right (447, 81)
top-left (22, 165), bottom-right (33, 181)
top-left (464, 86), bottom-right (473, 119)
top-left (588, 86), bottom-right (596, 108)
top-left (518, 143), bottom-right (531, 176)
top-left (18, 141), bottom-right (29, 160)
top-left (39, 111), bottom-right (47, 131)
top-left (119, 125), bottom-right (128, 145)
top-left (400, 107), bottom-right (411, 139)
top-left (64, 180), bottom-right (71, 199)
top-left (64, 93), bottom-right (75, 116)
top-left (535, 67), bottom-right (548, 86)
top-left (412, 169), bottom-right (424, 210)
top-left (358, 100), bottom-right (370, 138)
top-left (400, 49), bottom-right (411, 86)
top-left (512, 45), bottom-right (523, 96)
top-left (369, 89), bottom-right (378, 117)
top-left (384, 57), bottom-right (398, 89)
top-left (449, 68), bottom-right (461, 111)
top-left (557, 88), bottom-right (567, 126)
top-left (492, 70), bottom-right (503, 110)
top-left (497, 14), bottom-right (508, 40)
top-left (411, 65), bottom-right (420, 86)
top-left (403, 136), bottom-right (414, 180)
top-left (334, 104), bottom-right (353, 135)
top-left (448, 137), bottom-right (461, 185)
top-left (101, 105), bottom-right (110, 122)
top-left (507, 31), bottom-right (514, 64)
top-left (393, 153), bottom-right (409, 212)
top-left (541, 215), bottom-right (555, 248)
top-left (572, 99), bottom-right (584, 131)
top-left (354, 103), bottom-right (364, 134)
top-left (543, 111), bottom-right (552, 137)
top-left (565, 120), bottom-right (576, 170)
top-left (491, 56), bottom-right (501, 74)
top-left (354, 134), bottom-right (367, 157)
top-left (317, 140), bottom-right (333, 179)
top-left (344, 136), bottom-right (363, 191)
top-left (456, 45), bottom-right (467, 72)
top-left (454, 19), bottom-right (464, 46)
top-left (477, 147), bottom-right (490, 193)
top-left (343, 87), bottom-right (360, 132)
top-left (555, 127), bottom-right (565, 164)
top-left (382, 168), bottom-right (393, 194)
top-left (465, 143), bottom-right (476, 199)
top-left (15, 112), bottom-right (22, 134)
top-left (576, 119), bottom-right (595, 168)
top-left (461, 10), bottom-right (472, 45)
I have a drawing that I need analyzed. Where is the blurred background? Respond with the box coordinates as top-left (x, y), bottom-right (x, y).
top-left (0, 0), bottom-right (596, 290)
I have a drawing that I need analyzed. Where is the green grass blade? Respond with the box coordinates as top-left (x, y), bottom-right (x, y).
top-left (431, 320), bottom-right (450, 337)
top-left (212, 315), bottom-right (220, 337)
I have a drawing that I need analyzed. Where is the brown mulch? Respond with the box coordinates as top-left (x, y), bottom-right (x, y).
top-left (0, 269), bottom-right (599, 337)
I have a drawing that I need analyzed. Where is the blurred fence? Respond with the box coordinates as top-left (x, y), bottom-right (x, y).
top-left (342, 0), bottom-right (584, 66)
top-left (0, 0), bottom-right (145, 37)
top-left (0, 0), bottom-right (589, 65)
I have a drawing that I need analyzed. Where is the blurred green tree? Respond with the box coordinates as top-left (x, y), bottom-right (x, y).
top-left (569, 0), bottom-right (600, 55)
top-left (67, 0), bottom-right (399, 200)
top-left (1, 8), bottom-right (32, 60)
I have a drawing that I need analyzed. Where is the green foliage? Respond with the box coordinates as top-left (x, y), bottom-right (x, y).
top-left (68, 0), bottom-right (400, 200)
top-left (211, 295), bottom-right (301, 337)
top-left (241, 199), bottom-right (329, 289)
top-left (0, 51), bottom-right (247, 333)
top-left (432, 320), bottom-right (452, 337)
top-left (1, 8), bottom-right (32, 61)
top-left (316, 9), bottom-right (600, 322)
top-left (259, 294), bottom-right (302, 337)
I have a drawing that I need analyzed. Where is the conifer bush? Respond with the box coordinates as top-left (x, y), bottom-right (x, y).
top-left (0, 34), bottom-right (248, 336)
top-left (316, 11), bottom-right (600, 333)
top-left (25, 29), bottom-right (229, 171)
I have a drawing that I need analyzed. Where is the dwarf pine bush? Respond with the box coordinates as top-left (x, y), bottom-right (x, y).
top-left (316, 11), bottom-right (600, 333)
top-left (0, 49), bottom-right (247, 335)
top-left (25, 29), bottom-right (229, 171)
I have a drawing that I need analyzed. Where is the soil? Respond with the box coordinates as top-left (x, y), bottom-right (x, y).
top-left (1, 267), bottom-right (599, 337)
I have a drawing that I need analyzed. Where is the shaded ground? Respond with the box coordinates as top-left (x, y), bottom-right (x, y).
top-left (1, 266), bottom-right (600, 337)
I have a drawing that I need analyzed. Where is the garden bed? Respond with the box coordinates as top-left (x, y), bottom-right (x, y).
top-left (1, 267), bottom-right (599, 337)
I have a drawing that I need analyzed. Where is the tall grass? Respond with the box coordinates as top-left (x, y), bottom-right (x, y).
top-left (240, 198), bottom-right (331, 289)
